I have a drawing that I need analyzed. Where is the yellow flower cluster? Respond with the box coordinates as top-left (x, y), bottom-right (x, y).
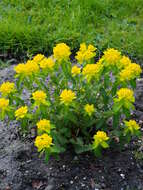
top-left (116, 88), bottom-right (134, 102)
top-left (119, 63), bottom-right (142, 82)
top-left (34, 134), bottom-right (53, 152)
top-left (53, 43), bottom-right (71, 62)
top-left (93, 131), bottom-right (109, 149)
top-left (39, 57), bottom-right (55, 70)
top-left (37, 119), bottom-right (51, 133)
top-left (33, 54), bottom-right (45, 63)
top-left (84, 104), bottom-right (94, 116)
top-left (15, 60), bottom-right (39, 76)
top-left (114, 88), bottom-right (135, 109)
top-left (0, 98), bottom-right (9, 110)
top-left (0, 82), bottom-right (15, 96)
top-left (32, 90), bottom-right (47, 105)
top-left (82, 63), bottom-right (103, 81)
top-left (60, 89), bottom-right (76, 105)
top-left (118, 56), bottom-right (131, 69)
top-left (124, 120), bottom-right (140, 135)
top-left (71, 65), bottom-right (81, 76)
top-left (75, 43), bottom-right (96, 64)
top-left (103, 48), bottom-right (121, 66)
top-left (15, 106), bottom-right (28, 120)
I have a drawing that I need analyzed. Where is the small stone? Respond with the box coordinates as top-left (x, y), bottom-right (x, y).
top-left (74, 176), bottom-right (78, 180)
top-left (73, 156), bottom-right (78, 161)
top-left (70, 180), bottom-right (74, 184)
top-left (101, 183), bottom-right (106, 188)
top-left (83, 177), bottom-right (86, 180)
top-left (81, 183), bottom-right (85, 187)
top-left (62, 165), bottom-right (66, 169)
top-left (118, 168), bottom-right (122, 172)
top-left (120, 173), bottom-right (125, 179)
top-left (94, 183), bottom-right (101, 189)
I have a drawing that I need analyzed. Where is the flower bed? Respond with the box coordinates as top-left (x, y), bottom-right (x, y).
top-left (0, 43), bottom-right (142, 161)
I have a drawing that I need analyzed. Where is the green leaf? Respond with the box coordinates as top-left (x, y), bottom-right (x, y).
top-left (101, 141), bottom-right (109, 148)
top-left (45, 148), bottom-right (50, 163)
top-left (113, 114), bottom-right (120, 128)
top-left (113, 102), bottom-right (122, 113)
top-left (74, 144), bottom-right (93, 154)
top-left (96, 119), bottom-right (105, 129)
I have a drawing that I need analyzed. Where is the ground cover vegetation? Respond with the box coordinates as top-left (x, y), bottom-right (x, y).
top-left (0, 0), bottom-right (143, 63)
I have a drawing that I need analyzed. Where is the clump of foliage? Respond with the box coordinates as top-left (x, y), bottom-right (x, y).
top-left (0, 42), bottom-right (142, 159)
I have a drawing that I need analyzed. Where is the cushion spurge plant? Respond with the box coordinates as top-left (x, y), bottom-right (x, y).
top-left (0, 42), bottom-right (142, 160)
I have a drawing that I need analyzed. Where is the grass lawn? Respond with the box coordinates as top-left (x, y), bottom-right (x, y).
top-left (0, 0), bottom-right (143, 63)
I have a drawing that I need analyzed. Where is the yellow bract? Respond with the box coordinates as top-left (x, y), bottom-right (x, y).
top-left (60, 89), bottom-right (76, 105)
top-left (0, 82), bottom-right (15, 96)
top-left (82, 63), bottom-right (103, 81)
top-left (75, 43), bottom-right (96, 64)
top-left (116, 88), bottom-right (135, 103)
top-left (32, 90), bottom-right (47, 105)
top-left (93, 131), bottom-right (109, 148)
top-left (124, 120), bottom-right (140, 135)
top-left (84, 104), bottom-right (94, 116)
top-left (15, 60), bottom-right (39, 76)
top-left (53, 43), bottom-right (71, 62)
top-left (15, 106), bottom-right (28, 120)
top-left (39, 57), bottom-right (55, 70)
top-left (118, 56), bottom-right (131, 69)
top-left (34, 134), bottom-right (53, 152)
top-left (37, 119), bottom-right (51, 133)
top-left (103, 48), bottom-right (121, 66)
top-left (71, 65), bottom-right (81, 76)
top-left (119, 63), bottom-right (142, 82)
top-left (33, 54), bottom-right (45, 63)
top-left (0, 98), bottom-right (9, 110)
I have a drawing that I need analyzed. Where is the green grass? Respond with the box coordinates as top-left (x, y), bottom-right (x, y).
top-left (0, 0), bottom-right (143, 63)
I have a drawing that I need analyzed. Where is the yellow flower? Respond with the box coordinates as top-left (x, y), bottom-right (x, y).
top-left (84, 104), bottom-right (94, 116)
top-left (75, 43), bottom-right (96, 64)
top-left (34, 134), bottom-right (53, 152)
top-left (82, 63), bottom-right (103, 81)
top-left (114, 88), bottom-right (135, 109)
top-left (93, 131), bottom-right (109, 149)
top-left (0, 82), bottom-right (15, 96)
top-left (79, 43), bottom-right (87, 52)
top-left (14, 60), bottom-right (39, 76)
top-left (15, 106), bottom-right (28, 120)
top-left (117, 88), bottom-right (134, 102)
top-left (119, 63), bottom-right (142, 82)
top-left (119, 56), bottom-right (131, 69)
top-left (25, 60), bottom-right (39, 74)
top-left (60, 89), bottom-right (76, 105)
top-left (97, 57), bottom-right (104, 65)
top-left (53, 43), bottom-right (71, 62)
top-left (75, 51), bottom-right (85, 64)
top-left (88, 44), bottom-right (96, 52)
top-left (37, 119), bottom-right (51, 133)
top-left (32, 90), bottom-right (47, 105)
top-left (103, 48), bottom-right (121, 66)
top-left (124, 120), bottom-right (140, 135)
top-left (39, 57), bottom-right (55, 70)
top-left (33, 54), bottom-right (45, 63)
top-left (71, 66), bottom-right (81, 76)
top-left (14, 63), bottom-right (27, 75)
top-left (0, 98), bottom-right (9, 110)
